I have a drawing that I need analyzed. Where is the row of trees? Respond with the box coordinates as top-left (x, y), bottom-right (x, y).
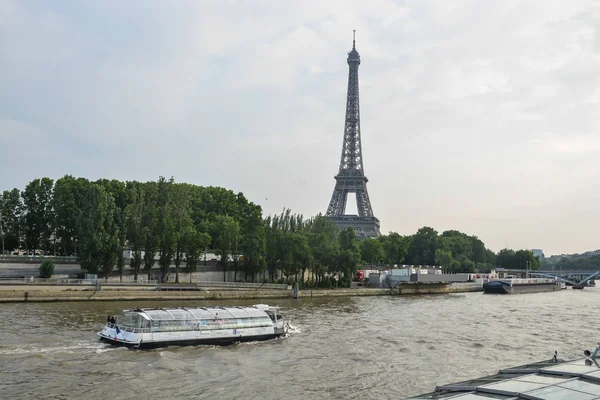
top-left (359, 227), bottom-right (497, 273)
top-left (0, 176), bottom-right (540, 286)
top-left (0, 176), bottom-right (262, 283)
top-left (540, 250), bottom-right (600, 270)
top-left (263, 210), bottom-right (361, 288)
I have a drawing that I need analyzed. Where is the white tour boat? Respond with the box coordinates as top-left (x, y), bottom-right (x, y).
top-left (98, 304), bottom-right (290, 349)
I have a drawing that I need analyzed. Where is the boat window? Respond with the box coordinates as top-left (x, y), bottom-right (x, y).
top-left (228, 308), bottom-right (252, 318)
top-left (146, 316), bottom-right (276, 333)
top-left (189, 309), bottom-right (215, 320)
top-left (199, 317), bottom-right (273, 331)
top-left (245, 309), bottom-right (269, 318)
top-left (118, 312), bottom-right (137, 327)
top-left (168, 309), bottom-right (191, 320)
top-left (145, 309), bottom-right (177, 321)
top-left (137, 307), bottom-right (275, 332)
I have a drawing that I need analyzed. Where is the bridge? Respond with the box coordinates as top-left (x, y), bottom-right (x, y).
top-left (529, 270), bottom-right (600, 289)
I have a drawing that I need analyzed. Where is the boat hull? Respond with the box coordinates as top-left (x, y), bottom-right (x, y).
top-left (98, 332), bottom-right (283, 349)
top-left (483, 281), bottom-right (561, 294)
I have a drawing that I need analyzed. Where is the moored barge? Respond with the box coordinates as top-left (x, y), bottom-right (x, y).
top-left (483, 277), bottom-right (563, 294)
top-left (410, 344), bottom-right (600, 399)
top-left (98, 304), bottom-right (289, 349)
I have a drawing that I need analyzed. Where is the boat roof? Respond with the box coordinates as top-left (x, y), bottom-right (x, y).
top-left (410, 354), bottom-right (600, 399)
top-left (122, 305), bottom-right (280, 321)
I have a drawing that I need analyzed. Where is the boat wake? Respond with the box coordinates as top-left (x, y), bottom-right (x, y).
top-left (285, 322), bottom-right (301, 336)
top-left (0, 341), bottom-right (125, 356)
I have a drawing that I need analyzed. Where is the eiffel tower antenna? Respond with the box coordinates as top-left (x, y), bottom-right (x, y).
top-left (325, 32), bottom-right (381, 238)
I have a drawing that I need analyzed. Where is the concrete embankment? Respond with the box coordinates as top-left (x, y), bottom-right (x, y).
top-left (0, 282), bottom-right (482, 303)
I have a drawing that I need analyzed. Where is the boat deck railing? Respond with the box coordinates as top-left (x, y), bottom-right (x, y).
top-left (106, 322), bottom-right (151, 334)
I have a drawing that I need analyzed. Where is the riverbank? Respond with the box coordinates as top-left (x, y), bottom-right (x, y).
top-left (0, 282), bottom-right (482, 303)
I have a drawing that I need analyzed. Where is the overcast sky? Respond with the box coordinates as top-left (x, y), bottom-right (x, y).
top-left (1, 1), bottom-right (600, 256)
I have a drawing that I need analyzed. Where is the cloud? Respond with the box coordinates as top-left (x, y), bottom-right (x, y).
top-left (547, 135), bottom-right (600, 154)
top-left (0, 118), bottom-right (43, 139)
top-left (1, 0), bottom-right (600, 255)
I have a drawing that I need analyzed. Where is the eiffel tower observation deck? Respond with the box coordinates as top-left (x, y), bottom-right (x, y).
top-left (325, 32), bottom-right (381, 238)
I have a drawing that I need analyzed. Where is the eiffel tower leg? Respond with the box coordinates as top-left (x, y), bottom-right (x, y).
top-left (326, 186), bottom-right (347, 216)
top-left (355, 183), bottom-right (374, 218)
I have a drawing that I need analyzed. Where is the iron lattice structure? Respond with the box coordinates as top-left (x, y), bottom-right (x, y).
top-left (325, 33), bottom-right (381, 238)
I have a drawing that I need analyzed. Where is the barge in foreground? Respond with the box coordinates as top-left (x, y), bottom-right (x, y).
top-left (410, 344), bottom-right (600, 399)
top-left (483, 277), bottom-right (563, 294)
top-left (98, 304), bottom-right (289, 349)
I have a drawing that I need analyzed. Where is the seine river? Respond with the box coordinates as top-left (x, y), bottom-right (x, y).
top-left (1, 288), bottom-right (598, 399)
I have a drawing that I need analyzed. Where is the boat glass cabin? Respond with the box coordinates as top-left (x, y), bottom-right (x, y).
top-left (98, 304), bottom-right (287, 348)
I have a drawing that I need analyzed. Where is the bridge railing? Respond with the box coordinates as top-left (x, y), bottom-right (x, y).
top-left (196, 281), bottom-right (288, 290)
top-left (0, 277), bottom-right (158, 285)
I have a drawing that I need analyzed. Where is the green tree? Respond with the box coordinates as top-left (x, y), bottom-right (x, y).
top-left (99, 197), bottom-right (119, 280)
top-left (239, 205), bottom-right (267, 282)
top-left (435, 248), bottom-right (454, 271)
top-left (21, 178), bottom-right (54, 254)
top-left (115, 248), bottom-right (125, 282)
top-left (95, 179), bottom-right (129, 281)
top-left (485, 248), bottom-right (497, 265)
top-left (183, 228), bottom-right (211, 283)
top-left (496, 248), bottom-right (516, 269)
top-left (360, 237), bottom-right (385, 264)
top-left (515, 249), bottom-right (539, 270)
top-left (125, 183), bottom-right (145, 281)
top-left (0, 189), bottom-right (23, 253)
top-left (459, 258), bottom-right (476, 273)
top-left (306, 215), bottom-right (339, 285)
top-left (141, 182), bottom-right (158, 281)
top-left (168, 184), bottom-right (192, 283)
top-left (211, 215), bottom-right (240, 282)
top-left (264, 215), bottom-right (281, 282)
top-left (78, 183), bottom-right (114, 275)
top-left (52, 176), bottom-right (89, 256)
top-left (288, 232), bottom-right (311, 283)
top-left (448, 259), bottom-right (461, 273)
top-left (337, 228), bottom-right (361, 287)
top-left (471, 236), bottom-right (487, 263)
top-left (379, 232), bottom-right (410, 265)
top-left (156, 177), bottom-right (175, 283)
top-left (407, 227), bottom-right (439, 265)
top-left (439, 230), bottom-right (473, 260)
top-left (39, 259), bottom-right (54, 278)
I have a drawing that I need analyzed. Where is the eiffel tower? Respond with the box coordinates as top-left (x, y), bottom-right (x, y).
top-left (325, 32), bottom-right (381, 238)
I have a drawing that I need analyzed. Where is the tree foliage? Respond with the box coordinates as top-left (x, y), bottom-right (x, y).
top-left (39, 259), bottom-right (54, 278)
top-left (77, 184), bottom-right (117, 275)
top-left (183, 228), bottom-right (211, 282)
top-left (496, 248), bottom-right (539, 270)
top-left (541, 250), bottom-right (600, 270)
top-left (3, 175), bottom-right (545, 282)
top-left (21, 178), bottom-right (54, 253)
top-left (0, 189), bottom-right (23, 253)
top-left (211, 214), bottom-right (240, 282)
top-left (360, 238), bottom-right (385, 264)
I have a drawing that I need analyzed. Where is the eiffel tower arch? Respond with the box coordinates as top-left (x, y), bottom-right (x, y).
top-left (325, 32), bottom-right (381, 238)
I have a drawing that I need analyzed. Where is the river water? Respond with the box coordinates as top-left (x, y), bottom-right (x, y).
top-left (1, 288), bottom-right (598, 399)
